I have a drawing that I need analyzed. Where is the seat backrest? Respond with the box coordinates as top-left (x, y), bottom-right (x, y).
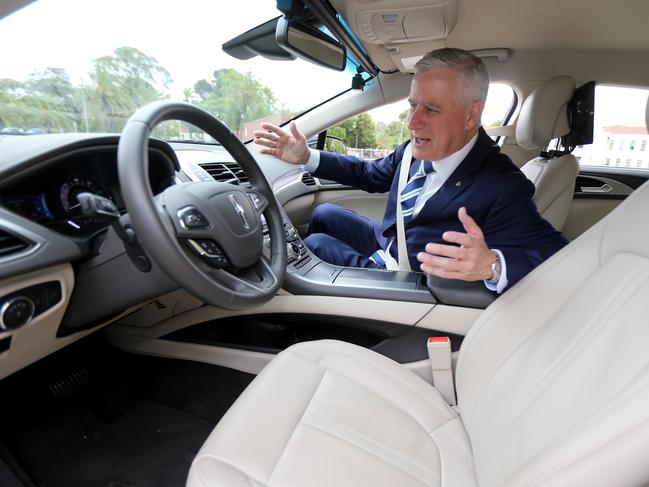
top-left (456, 176), bottom-right (649, 486)
top-left (517, 76), bottom-right (579, 230)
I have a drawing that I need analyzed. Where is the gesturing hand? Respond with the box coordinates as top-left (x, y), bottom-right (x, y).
top-left (417, 207), bottom-right (496, 282)
top-left (252, 122), bottom-right (310, 165)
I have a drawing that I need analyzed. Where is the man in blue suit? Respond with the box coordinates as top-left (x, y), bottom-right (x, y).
top-left (254, 48), bottom-right (567, 293)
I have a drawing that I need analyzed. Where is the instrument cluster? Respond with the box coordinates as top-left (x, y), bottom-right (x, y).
top-left (1, 147), bottom-right (174, 237)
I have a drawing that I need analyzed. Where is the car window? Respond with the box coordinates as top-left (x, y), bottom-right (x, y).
top-left (482, 83), bottom-right (516, 128)
top-left (572, 85), bottom-right (649, 171)
top-left (326, 82), bottom-right (516, 158)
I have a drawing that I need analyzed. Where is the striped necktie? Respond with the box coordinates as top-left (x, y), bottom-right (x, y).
top-left (369, 159), bottom-right (435, 268)
top-left (400, 160), bottom-right (436, 223)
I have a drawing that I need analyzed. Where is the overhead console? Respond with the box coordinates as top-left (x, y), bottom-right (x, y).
top-left (355, 0), bottom-right (459, 45)
top-left (331, 0), bottom-right (460, 72)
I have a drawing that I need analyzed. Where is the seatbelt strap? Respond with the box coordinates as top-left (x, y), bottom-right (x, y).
top-left (427, 336), bottom-right (457, 405)
top-left (395, 142), bottom-right (413, 271)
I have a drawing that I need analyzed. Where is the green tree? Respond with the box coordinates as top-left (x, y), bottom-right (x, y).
top-left (85, 47), bottom-right (172, 132)
top-left (374, 109), bottom-right (409, 149)
top-left (0, 70), bottom-right (78, 132)
top-left (328, 113), bottom-right (377, 149)
top-left (191, 69), bottom-right (277, 133)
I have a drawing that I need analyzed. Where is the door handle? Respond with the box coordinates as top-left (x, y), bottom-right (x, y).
top-left (580, 183), bottom-right (613, 194)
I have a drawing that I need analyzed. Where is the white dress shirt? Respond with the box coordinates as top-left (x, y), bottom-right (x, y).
top-left (304, 134), bottom-right (508, 293)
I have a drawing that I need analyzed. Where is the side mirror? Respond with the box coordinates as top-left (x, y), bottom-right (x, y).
top-left (276, 17), bottom-right (346, 72)
top-left (324, 135), bottom-right (348, 154)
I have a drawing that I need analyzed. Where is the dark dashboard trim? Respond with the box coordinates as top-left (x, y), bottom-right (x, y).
top-left (0, 136), bottom-right (179, 190)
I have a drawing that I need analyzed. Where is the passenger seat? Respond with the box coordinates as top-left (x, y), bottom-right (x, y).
top-left (516, 76), bottom-right (579, 230)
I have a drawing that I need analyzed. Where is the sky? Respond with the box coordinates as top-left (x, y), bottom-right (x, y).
top-left (1, 0), bottom-right (647, 129)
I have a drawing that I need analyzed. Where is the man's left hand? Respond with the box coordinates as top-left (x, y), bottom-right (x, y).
top-left (417, 207), bottom-right (496, 281)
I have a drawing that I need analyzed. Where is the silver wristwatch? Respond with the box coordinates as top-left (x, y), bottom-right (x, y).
top-left (488, 250), bottom-right (502, 283)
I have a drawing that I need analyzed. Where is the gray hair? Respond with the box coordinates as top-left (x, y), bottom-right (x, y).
top-left (414, 48), bottom-right (489, 105)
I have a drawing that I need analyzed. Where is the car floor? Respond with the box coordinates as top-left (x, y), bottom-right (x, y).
top-left (0, 336), bottom-right (255, 487)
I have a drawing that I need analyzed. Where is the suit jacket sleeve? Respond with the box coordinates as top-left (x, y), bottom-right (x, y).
top-left (483, 177), bottom-right (568, 290)
top-left (312, 143), bottom-right (408, 193)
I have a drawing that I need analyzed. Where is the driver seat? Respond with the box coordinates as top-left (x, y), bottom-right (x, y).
top-left (187, 184), bottom-right (649, 483)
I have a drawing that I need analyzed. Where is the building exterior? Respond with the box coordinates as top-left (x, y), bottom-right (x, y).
top-left (574, 125), bottom-right (649, 170)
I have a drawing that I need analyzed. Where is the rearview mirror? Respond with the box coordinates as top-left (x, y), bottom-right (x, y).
top-left (276, 17), bottom-right (346, 72)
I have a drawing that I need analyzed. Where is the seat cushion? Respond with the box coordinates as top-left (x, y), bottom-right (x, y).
top-left (187, 340), bottom-right (477, 487)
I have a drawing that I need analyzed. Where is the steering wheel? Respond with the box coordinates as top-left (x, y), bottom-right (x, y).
top-left (117, 101), bottom-right (286, 310)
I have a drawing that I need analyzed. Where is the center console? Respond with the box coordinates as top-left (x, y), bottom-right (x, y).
top-left (263, 210), bottom-right (497, 309)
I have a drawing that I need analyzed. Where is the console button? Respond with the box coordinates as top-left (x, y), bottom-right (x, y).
top-left (293, 256), bottom-right (312, 269)
top-left (287, 242), bottom-right (300, 261)
top-left (1, 296), bottom-right (35, 330)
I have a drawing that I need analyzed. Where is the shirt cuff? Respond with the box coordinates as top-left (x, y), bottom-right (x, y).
top-left (304, 148), bottom-right (321, 173)
top-left (484, 248), bottom-right (508, 294)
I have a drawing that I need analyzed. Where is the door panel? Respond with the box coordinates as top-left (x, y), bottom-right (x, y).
top-left (564, 169), bottom-right (648, 240)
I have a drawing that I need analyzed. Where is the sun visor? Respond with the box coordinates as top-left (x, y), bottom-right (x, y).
top-left (355, 0), bottom-right (458, 44)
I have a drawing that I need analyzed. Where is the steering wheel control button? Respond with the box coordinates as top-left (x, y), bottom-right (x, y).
top-left (187, 239), bottom-right (230, 268)
top-left (0, 296), bottom-right (35, 330)
top-left (178, 207), bottom-right (210, 229)
top-left (248, 192), bottom-right (266, 211)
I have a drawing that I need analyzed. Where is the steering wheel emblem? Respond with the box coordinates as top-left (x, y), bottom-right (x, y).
top-left (228, 194), bottom-right (250, 230)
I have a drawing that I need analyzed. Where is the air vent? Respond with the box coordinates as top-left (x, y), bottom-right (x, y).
top-left (301, 172), bottom-right (316, 186)
top-left (0, 229), bottom-right (31, 258)
top-left (199, 161), bottom-right (250, 186)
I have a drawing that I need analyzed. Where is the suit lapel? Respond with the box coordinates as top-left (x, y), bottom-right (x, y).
top-left (407, 129), bottom-right (491, 225)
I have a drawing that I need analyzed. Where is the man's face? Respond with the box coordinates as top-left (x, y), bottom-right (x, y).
top-left (407, 68), bottom-right (482, 161)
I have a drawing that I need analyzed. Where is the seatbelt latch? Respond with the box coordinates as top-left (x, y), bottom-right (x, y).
top-left (427, 337), bottom-right (456, 406)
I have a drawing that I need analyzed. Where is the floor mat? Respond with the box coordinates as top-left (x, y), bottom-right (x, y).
top-left (0, 339), bottom-right (255, 487)
top-left (12, 400), bottom-right (210, 487)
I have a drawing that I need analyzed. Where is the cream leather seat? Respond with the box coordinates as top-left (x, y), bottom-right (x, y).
top-left (517, 76), bottom-right (580, 230)
top-left (188, 171), bottom-right (649, 486)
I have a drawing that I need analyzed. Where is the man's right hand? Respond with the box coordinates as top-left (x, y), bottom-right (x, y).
top-left (253, 122), bottom-right (310, 164)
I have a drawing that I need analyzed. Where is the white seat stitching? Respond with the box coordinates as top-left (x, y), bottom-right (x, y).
top-left (291, 347), bottom-right (455, 420)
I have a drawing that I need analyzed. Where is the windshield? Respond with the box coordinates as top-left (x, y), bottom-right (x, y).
top-left (0, 0), bottom-right (353, 142)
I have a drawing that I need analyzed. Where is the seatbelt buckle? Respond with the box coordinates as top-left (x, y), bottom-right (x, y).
top-left (427, 337), bottom-right (457, 406)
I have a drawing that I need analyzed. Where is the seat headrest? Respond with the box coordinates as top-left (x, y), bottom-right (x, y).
top-left (516, 76), bottom-right (576, 151)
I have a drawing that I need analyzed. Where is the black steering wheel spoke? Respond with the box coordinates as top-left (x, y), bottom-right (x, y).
top-left (118, 101), bottom-right (286, 310)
